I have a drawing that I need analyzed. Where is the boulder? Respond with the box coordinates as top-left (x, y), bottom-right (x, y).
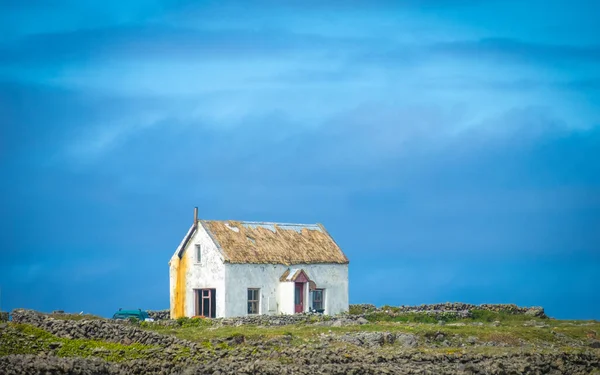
top-left (396, 333), bottom-right (418, 348)
top-left (525, 307), bottom-right (547, 319)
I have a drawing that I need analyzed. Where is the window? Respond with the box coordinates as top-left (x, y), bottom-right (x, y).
top-left (247, 288), bottom-right (260, 314)
top-left (194, 289), bottom-right (216, 318)
top-left (195, 244), bottom-right (201, 263)
top-left (312, 289), bottom-right (324, 312)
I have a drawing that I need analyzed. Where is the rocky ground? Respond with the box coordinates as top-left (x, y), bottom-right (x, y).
top-left (1, 305), bottom-right (599, 374)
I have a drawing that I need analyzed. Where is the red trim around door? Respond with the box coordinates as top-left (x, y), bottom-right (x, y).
top-left (294, 282), bottom-right (304, 313)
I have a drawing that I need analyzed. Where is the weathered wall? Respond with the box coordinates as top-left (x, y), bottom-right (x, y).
top-left (183, 224), bottom-right (226, 318)
top-left (169, 254), bottom-right (187, 319)
top-left (169, 225), bottom-right (194, 319)
top-left (225, 263), bottom-right (349, 317)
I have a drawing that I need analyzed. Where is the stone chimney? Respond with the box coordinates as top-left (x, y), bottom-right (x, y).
top-left (193, 207), bottom-right (198, 226)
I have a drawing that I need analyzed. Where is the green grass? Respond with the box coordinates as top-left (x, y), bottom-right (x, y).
top-left (364, 312), bottom-right (441, 323)
top-left (0, 324), bottom-right (54, 355)
top-left (0, 324), bottom-right (158, 362)
top-left (55, 338), bottom-right (153, 362)
top-left (468, 309), bottom-right (539, 322)
top-left (49, 313), bottom-right (104, 321)
top-left (140, 315), bottom-right (600, 351)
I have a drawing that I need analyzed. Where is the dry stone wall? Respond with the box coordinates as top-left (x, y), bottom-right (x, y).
top-left (351, 302), bottom-right (546, 318)
top-left (10, 309), bottom-right (193, 348)
top-left (150, 302), bottom-right (546, 323)
top-left (146, 309), bottom-right (169, 321)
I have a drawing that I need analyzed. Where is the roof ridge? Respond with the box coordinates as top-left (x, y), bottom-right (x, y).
top-left (200, 219), bottom-right (320, 227)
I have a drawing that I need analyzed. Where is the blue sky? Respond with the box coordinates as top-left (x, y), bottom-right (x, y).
top-left (1, 0), bottom-right (599, 319)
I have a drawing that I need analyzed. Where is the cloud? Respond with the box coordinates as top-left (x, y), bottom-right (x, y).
top-left (432, 38), bottom-right (600, 65)
top-left (411, 76), bottom-right (600, 92)
top-left (6, 26), bottom-right (599, 73)
top-left (169, 0), bottom-right (491, 13)
top-left (359, 38), bottom-right (600, 70)
top-left (0, 25), bottom-right (378, 69)
top-left (0, 0), bottom-right (170, 40)
top-left (61, 94), bottom-right (599, 201)
top-left (0, 80), bottom-right (185, 165)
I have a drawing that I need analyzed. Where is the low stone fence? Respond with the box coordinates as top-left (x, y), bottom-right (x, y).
top-left (9, 302), bottom-right (546, 336)
top-left (203, 302), bottom-right (546, 326)
top-left (350, 303), bottom-right (546, 318)
top-left (163, 303), bottom-right (546, 323)
top-left (178, 311), bottom-right (458, 327)
top-left (146, 309), bottom-right (170, 321)
top-left (10, 309), bottom-right (194, 349)
top-left (215, 313), bottom-right (333, 326)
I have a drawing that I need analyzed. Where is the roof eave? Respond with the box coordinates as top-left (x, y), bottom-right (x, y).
top-left (173, 223), bottom-right (197, 259)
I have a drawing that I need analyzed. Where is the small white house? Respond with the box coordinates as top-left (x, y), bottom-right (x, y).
top-left (169, 208), bottom-right (350, 319)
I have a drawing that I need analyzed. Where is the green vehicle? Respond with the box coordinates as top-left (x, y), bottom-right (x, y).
top-left (112, 308), bottom-right (153, 322)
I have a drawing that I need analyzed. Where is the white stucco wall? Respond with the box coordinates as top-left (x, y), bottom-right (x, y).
top-left (224, 263), bottom-right (349, 317)
top-left (278, 282), bottom-right (295, 315)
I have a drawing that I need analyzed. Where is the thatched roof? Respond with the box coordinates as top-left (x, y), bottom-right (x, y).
top-left (200, 220), bottom-right (349, 265)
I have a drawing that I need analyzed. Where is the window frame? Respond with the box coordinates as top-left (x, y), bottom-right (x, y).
top-left (312, 289), bottom-right (324, 311)
top-left (194, 288), bottom-right (216, 318)
top-left (195, 244), bottom-right (202, 264)
top-left (247, 288), bottom-right (260, 315)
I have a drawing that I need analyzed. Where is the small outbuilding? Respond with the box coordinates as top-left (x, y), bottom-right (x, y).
top-left (169, 208), bottom-right (349, 318)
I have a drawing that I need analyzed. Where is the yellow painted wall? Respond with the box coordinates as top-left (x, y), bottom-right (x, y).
top-left (171, 252), bottom-right (188, 319)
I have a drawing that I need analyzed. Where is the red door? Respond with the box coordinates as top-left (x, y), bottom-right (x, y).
top-left (294, 282), bottom-right (304, 313)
